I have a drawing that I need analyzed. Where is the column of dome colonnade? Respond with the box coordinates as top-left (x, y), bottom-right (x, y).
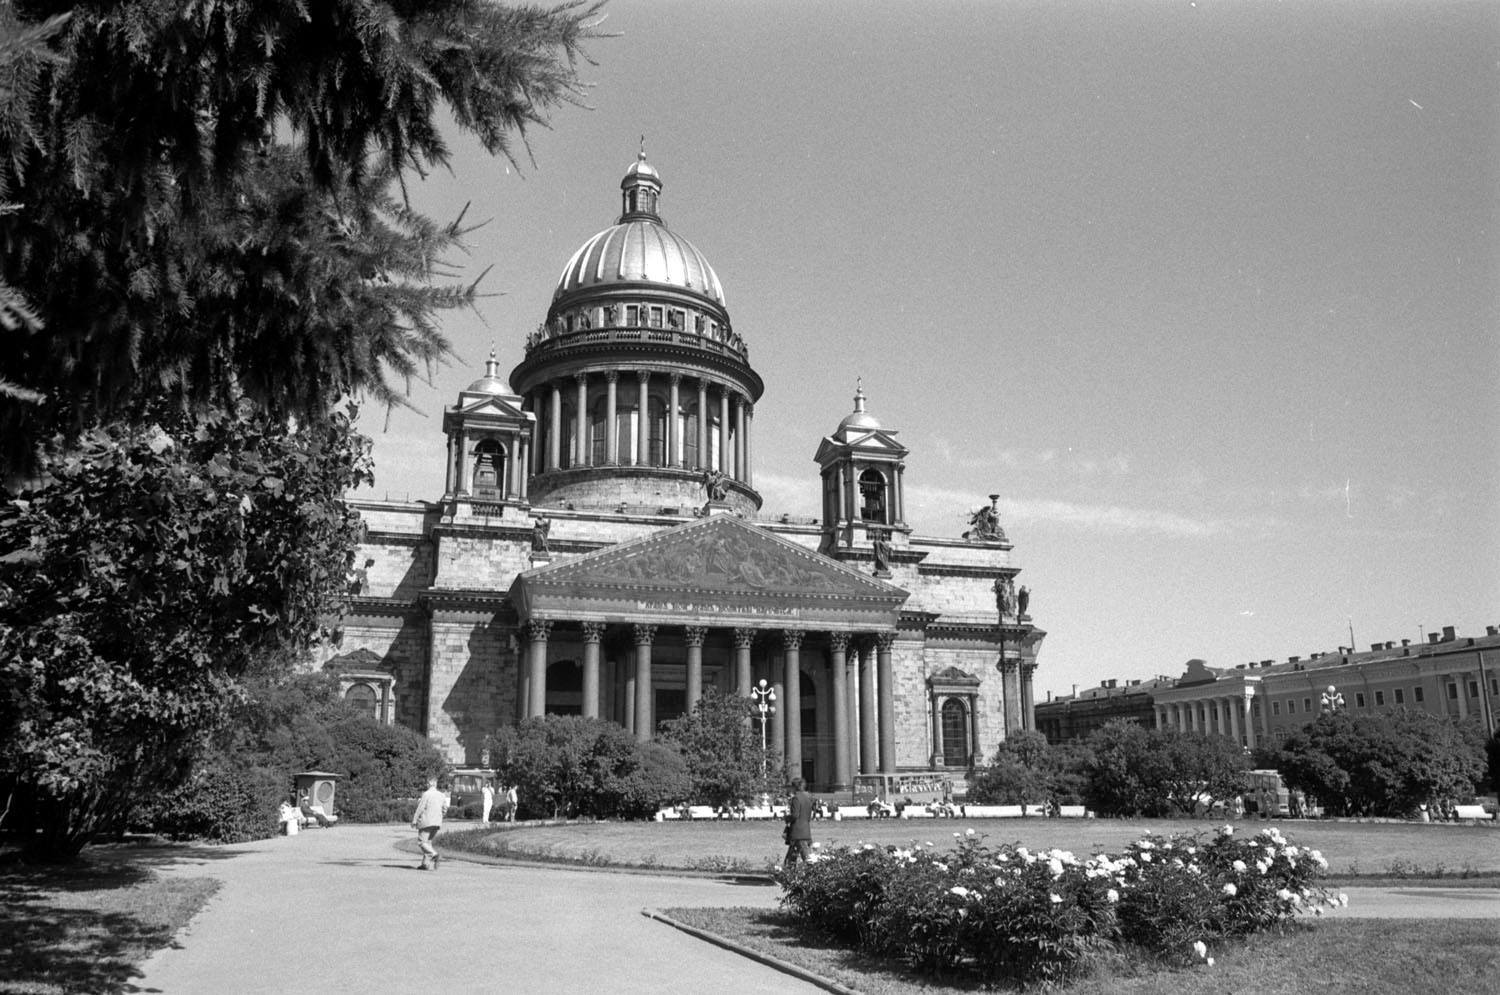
top-left (519, 374), bottom-right (755, 477)
top-left (515, 621), bottom-right (903, 790)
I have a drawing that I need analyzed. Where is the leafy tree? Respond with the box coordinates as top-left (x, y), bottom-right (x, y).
top-left (1152, 731), bottom-right (1250, 816)
top-left (0, 0), bottom-right (605, 464)
top-left (1080, 720), bottom-right (1174, 817)
top-left (484, 715), bottom-right (689, 820)
top-left (659, 688), bottom-right (777, 806)
top-left (0, 409), bottom-right (369, 859)
top-left (1273, 710), bottom-right (1486, 816)
top-left (968, 731), bottom-right (1062, 806)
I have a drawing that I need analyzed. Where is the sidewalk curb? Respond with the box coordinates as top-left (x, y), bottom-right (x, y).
top-left (641, 907), bottom-right (860, 995)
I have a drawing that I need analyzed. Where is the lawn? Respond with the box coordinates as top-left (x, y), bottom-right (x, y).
top-left (659, 907), bottom-right (1500, 994)
top-left (0, 852), bottom-right (219, 995)
top-left (444, 816), bottom-right (1500, 879)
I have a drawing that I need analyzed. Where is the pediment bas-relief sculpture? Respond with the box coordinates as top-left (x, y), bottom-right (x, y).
top-left (524, 516), bottom-right (900, 600)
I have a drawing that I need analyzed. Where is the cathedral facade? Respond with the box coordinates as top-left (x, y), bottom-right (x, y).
top-left (324, 155), bottom-right (1044, 794)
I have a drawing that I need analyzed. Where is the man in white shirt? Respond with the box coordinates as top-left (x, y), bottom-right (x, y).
top-left (411, 776), bottom-right (447, 870)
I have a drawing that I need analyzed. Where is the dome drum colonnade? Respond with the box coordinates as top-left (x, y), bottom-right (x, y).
top-left (509, 153), bottom-right (763, 517)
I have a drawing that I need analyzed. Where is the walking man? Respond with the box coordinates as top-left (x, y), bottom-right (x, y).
top-left (783, 778), bottom-right (816, 866)
top-left (481, 779), bottom-right (495, 824)
top-left (411, 776), bottom-right (447, 870)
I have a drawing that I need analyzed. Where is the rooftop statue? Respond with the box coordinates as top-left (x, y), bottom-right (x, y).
top-left (701, 467), bottom-right (730, 503)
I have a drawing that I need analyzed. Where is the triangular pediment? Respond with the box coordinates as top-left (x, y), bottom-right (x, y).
top-left (814, 429), bottom-right (909, 467)
top-left (511, 514), bottom-right (909, 631)
top-left (454, 395), bottom-right (528, 420)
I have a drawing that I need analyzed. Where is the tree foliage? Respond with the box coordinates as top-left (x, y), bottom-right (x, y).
top-left (0, 409), bottom-right (369, 858)
top-left (968, 730), bottom-right (1082, 806)
top-left (1268, 710), bottom-right (1486, 816)
top-left (658, 687), bottom-right (777, 806)
top-left (484, 715), bottom-right (691, 820)
top-left (1074, 722), bottom-right (1248, 817)
top-left (0, 0), bottom-right (606, 470)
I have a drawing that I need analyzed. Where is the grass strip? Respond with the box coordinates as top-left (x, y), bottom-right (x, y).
top-left (661, 907), bottom-right (1500, 994)
top-left (0, 857), bottom-right (219, 995)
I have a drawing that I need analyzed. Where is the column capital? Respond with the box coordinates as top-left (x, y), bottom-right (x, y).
top-left (998, 658), bottom-right (1019, 675)
top-left (875, 631), bottom-right (896, 652)
top-left (633, 623), bottom-right (658, 645)
top-left (581, 621), bottom-right (605, 644)
top-left (828, 631), bottom-right (850, 653)
top-left (782, 629), bottom-right (806, 651)
top-left (1021, 662), bottom-right (1037, 678)
top-left (669, 371), bottom-right (683, 385)
top-left (605, 370), bottom-right (619, 383)
top-left (683, 625), bottom-right (708, 648)
top-left (636, 368), bottom-right (651, 382)
top-left (732, 627), bottom-right (755, 649)
top-left (527, 618), bottom-right (553, 641)
top-left (573, 371), bottom-right (588, 384)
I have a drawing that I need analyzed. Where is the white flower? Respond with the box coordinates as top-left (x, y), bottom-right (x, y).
top-left (933, 861), bottom-right (949, 872)
top-left (1207, 957), bottom-right (1215, 967)
top-left (1106, 888), bottom-right (1119, 903)
top-left (1049, 893), bottom-right (1062, 904)
top-left (1338, 893), bottom-right (1349, 908)
top-left (1232, 860), bottom-right (1247, 873)
top-left (966, 828), bottom-right (976, 836)
top-left (1139, 852), bottom-right (1152, 863)
top-left (1193, 940), bottom-right (1208, 960)
top-left (950, 886), bottom-right (970, 898)
top-left (1048, 858), bottom-right (1065, 878)
top-left (1222, 883), bottom-right (1238, 897)
top-left (1219, 824), bottom-right (1235, 836)
top-left (1016, 847), bottom-right (1030, 860)
top-left (1276, 888), bottom-right (1294, 902)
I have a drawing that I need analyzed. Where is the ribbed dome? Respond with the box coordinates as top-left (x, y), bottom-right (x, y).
top-left (551, 154), bottom-right (726, 306)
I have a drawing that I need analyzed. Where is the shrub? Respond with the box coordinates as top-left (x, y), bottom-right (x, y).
top-left (777, 825), bottom-right (1343, 986)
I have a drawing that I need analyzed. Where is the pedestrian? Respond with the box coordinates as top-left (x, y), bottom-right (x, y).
top-left (411, 776), bottom-right (447, 870)
top-left (505, 783), bottom-right (518, 822)
top-left (783, 778), bottom-right (816, 866)
top-left (481, 779), bottom-right (495, 824)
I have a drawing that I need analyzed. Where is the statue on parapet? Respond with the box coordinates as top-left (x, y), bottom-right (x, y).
top-left (531, 516), bottom-right (551, 554)
top-left (701, 468), bottom-right (730, 503)
top-left (871, 528), bottom-right (892, 576)
top-left (1017, 585), bottom-right (1030, 618)
top-left (993, 575), bottom-right (1016, 619)
top-left (965, 494), bottom-right (1006, 542)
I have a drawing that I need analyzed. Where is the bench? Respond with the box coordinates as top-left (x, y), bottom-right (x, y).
top-left (1023, 804), bottom-right (1048, 818)
top-left (834, 806), bottom-right (871, 820)
top-left (1058, 805), bottom-right (1090, 818)
top-left (741, 806), bottom-right (776, 820)
top-left (961, 804), bottom-right (1023, 818)
top-left (686, 805), bottom-right (718, 820)
top-left (1453, 804), bottom-right (1495, 821)
top-left (899, 804), bottom-right (935, 818)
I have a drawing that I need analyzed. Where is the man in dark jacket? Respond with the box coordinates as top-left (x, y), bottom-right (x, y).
top-left (784, 778), bottom-right (816, 865)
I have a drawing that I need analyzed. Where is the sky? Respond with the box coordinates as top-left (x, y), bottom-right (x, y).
top-left (361, 0), bottom-right (1500, 700)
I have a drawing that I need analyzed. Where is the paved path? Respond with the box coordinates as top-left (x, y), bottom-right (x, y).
top-left (128, 824), bottom-right (1500, 994)
top-left (132, 824), bottom-right (821, 994)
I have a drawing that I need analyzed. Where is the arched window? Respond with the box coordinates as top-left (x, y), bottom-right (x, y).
top-left (472, 439), bottom-right (505, 499)
top-left (941, 698), bottom-right (969, 768)
top-left (859, 468), bottom-right (888, 524)
top-left (345, 682), bottom-right (379, 720)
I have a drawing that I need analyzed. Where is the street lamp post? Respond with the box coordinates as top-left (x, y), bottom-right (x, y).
top-left (1319, 685), bottom-right (1345, 714)
top-left (751, 678), bottom-right (777, 774)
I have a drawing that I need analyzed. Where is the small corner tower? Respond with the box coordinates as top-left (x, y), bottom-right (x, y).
top-left (814, 383), bottom-right (910, 554)
top-left (441, 347), bottom-right (536, 512)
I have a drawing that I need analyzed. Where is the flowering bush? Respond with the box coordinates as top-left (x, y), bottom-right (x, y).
top-left (776, 825), bottom-right (1343, 985)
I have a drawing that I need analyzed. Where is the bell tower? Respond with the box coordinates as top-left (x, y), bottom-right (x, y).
top-left (441, 348), bottom-right (536, 512)
top-left (813, 383), bottom-right (910, 556)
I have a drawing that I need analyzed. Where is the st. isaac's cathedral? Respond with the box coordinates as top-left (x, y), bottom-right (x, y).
top-left (322, 154), bottom-right (1045, 793)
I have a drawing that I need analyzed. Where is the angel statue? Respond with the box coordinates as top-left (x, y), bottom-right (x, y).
top-left (965, 495), bottom-right (1006, 541)
top-left (701, 467), bottom-right (730, 503)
